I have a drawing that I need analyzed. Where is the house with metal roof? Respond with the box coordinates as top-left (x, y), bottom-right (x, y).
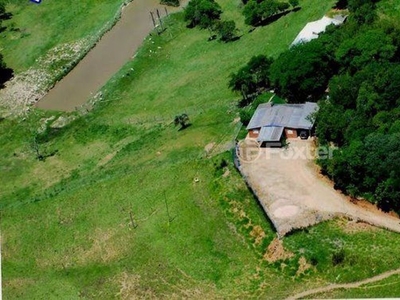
top-left (246, 102), bottom-right (318, 147)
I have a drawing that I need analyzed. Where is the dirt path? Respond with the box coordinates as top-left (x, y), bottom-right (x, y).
top-left (286, 268), bottom-right (400, 299)
top-left (36, 0), bottom-right (185, 111)
top-left (239, 139), bottom-right (400, 236)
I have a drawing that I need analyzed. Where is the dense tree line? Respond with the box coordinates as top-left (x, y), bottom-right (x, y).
top-left (309, 0), bottom-right (400, 213)
top-left (230, 0), bottom-right (400, 212)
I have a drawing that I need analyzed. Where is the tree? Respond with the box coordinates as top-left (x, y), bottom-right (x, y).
top-left (289, 0), bottom-right (299, 7)
top-left (229, 55), bottom-right (274, 102)
top-left (315, 101), bottom-right (348, 146)
top-left (174, 113), bottom-right (190, 129)
top-left (270, 40), bottom-right (335, 102)
top-left (348, 0), bottom-right (378, 24)
top-left (335, 29), bottom-right (396, 72)
top-left (184, 0), bottom-right (222, 29)
top-left (328, 73), bottom-right (359, 109)
top-left (243, 0), bottom-right (292, 26)
top-left (214, 20), bottom-right (238, 42)
top-left (243, 0), bottom-right (262, 26)
top-left (375, 178), bottom-right (400, 212)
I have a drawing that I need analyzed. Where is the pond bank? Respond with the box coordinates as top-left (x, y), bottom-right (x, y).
top-left (37, 0), bottom-right (184, 111)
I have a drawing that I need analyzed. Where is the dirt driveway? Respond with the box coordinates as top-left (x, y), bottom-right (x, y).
top-left (238, 138), bottom-right (400, 236)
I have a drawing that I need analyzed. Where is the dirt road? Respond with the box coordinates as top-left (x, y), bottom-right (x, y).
top-left (239, 139), bottom-right (400, 236)
top-left (37, 0), bottom-right (184, 111)
top-left (286, 268), bottom-right (400, 299)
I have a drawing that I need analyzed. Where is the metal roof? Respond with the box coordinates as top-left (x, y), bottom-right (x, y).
top-left (247, 102), bottom-right (318, 130)
top-left (257, 126), bottom-right (284, 142)
top-left (291, 15), bottom-right (347, 46)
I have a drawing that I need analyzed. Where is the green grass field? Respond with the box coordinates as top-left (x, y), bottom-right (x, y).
top-left (2, 0), bottom-right (400, 298)
top-left (0, 0), bottom-right (127, 72)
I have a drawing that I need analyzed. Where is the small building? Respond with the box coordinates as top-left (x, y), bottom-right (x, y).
top-left (246, 102), bottom-right (318, 147)
top-left (291, 15), bottom-right (347, 47)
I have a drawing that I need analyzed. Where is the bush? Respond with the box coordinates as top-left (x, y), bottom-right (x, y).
top-left (239, 108), bottom-right (255, 125)
top-left (332, 249), bottom-right (345, 266)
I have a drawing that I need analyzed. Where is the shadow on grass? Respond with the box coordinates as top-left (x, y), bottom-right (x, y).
top-left (237, 94), bottom-right (259, 107)
top-left (224, 35), bottom-right (241, 43)
top-left (253, 7), bottom-right (302, 28)
top-left (177, 123), bottom-right (192, 131)
top-left (0, 12), bottom-right (13, 21)
top-left (0, 67), bottom-right (14, 88)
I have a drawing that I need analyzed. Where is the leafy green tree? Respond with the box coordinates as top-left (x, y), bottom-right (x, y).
top-left (239, 108), bottom-right (255, 125)
top-left (336, 29), bottom-right (396, 72)
top-left (214, 20), bottom-right (238, 42)
top-left (270, 40), bottom-right (335, 102)
top-left (375, 178), bottom-right (400, 212)
top-left (276, 2), bottom-right (290, 12)
top-left (243, 0), bottom-right (262, 26)
top-left (348, 0), bottom-right (379, 24)
top-left (315, 100), bottom-right (348, 146)
top-left (229, 55), bottom-right (274, 101)
top-left (184, 0), bottom-right (222, 29)
top-left (289, 0), bottom-right (299, 7)
top-left (328, 73), bottom-right (359, 109)
top-left (243, 0), bottom-right (291, 26)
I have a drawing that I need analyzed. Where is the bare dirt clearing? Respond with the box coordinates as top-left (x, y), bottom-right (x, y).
top-left (239, 139), bottom-right (400, 236)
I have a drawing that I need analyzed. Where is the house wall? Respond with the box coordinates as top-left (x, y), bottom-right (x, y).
top-left (248, 128), bottom-right (260, 139)
top-left (285, 128), bottom-right (298, 139)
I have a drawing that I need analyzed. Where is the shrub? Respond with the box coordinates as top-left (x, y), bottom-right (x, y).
top-left (332, 249), bottom-right (345, 266)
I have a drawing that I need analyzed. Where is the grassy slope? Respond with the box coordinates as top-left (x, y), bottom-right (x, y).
top-left (0, 0), bottom-right (126, 72)
top-left (2, 0), bottom-right (400, 298)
